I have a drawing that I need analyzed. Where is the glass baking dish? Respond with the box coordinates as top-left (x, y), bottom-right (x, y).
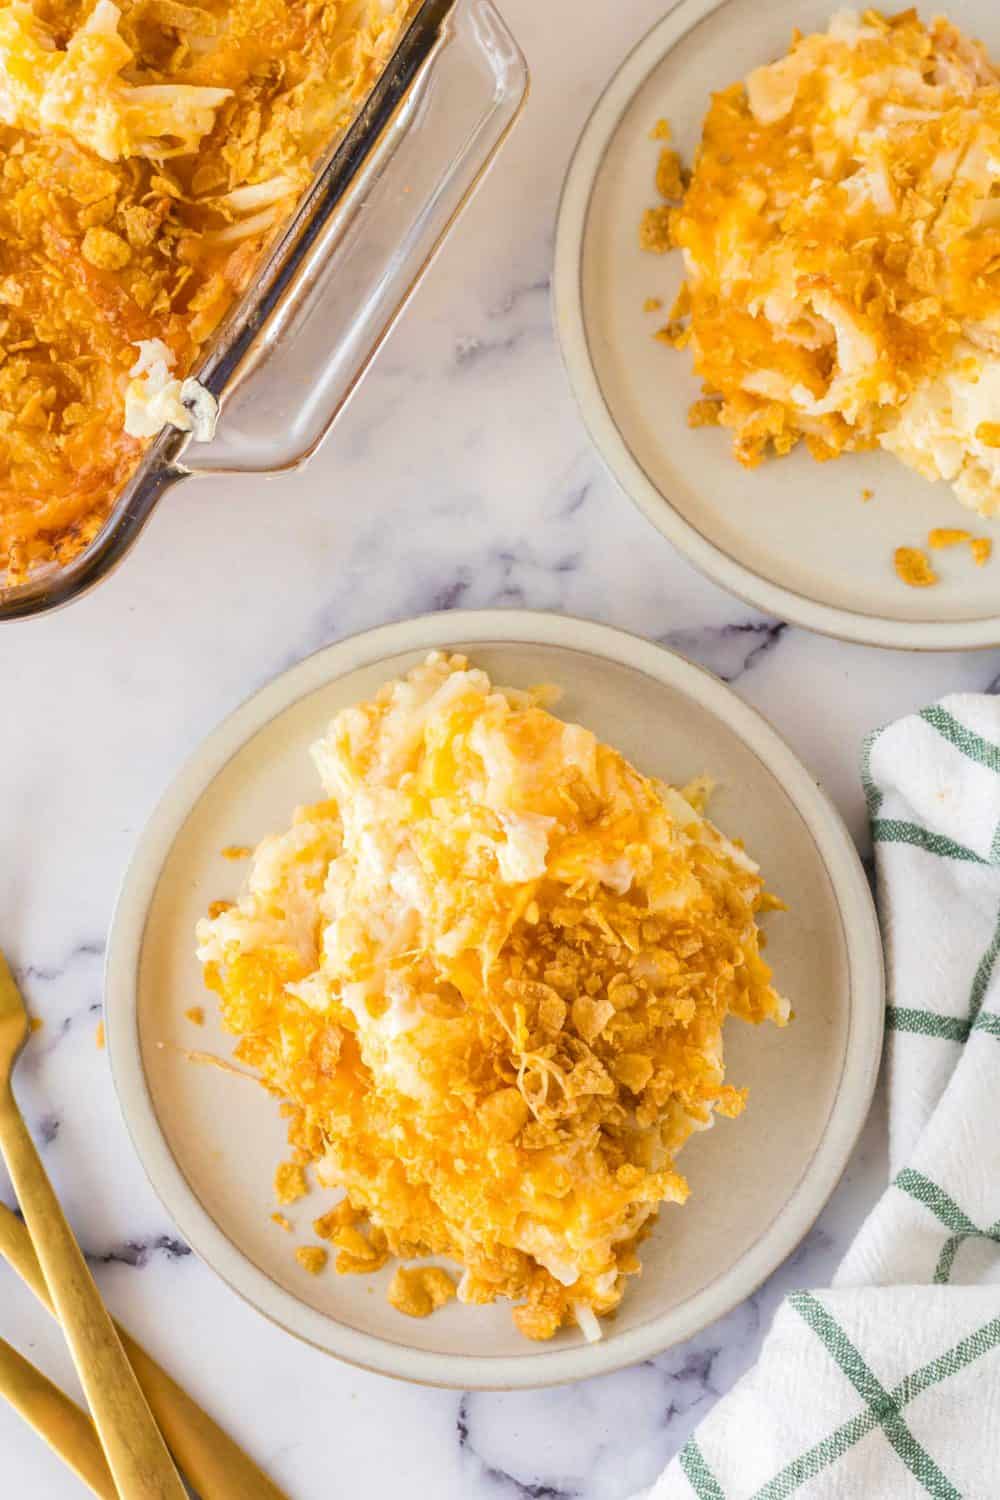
top-left (0, 0), bottom-right (527, 622)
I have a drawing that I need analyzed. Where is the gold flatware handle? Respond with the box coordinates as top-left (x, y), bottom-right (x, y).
top-left (0, 1086), bottom-right (188, 1500)
top-left (0, 1335), bottom-right (117, 1499)
top-left (0, 1201), bottom-right (292, 1500)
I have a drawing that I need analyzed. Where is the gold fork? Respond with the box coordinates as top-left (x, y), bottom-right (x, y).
top-left (0, 1199), bottom-right (292, 1500)
top-left (0, 1335), bottom-right (116, 1499)
top-left (0, 950), bottom-right (187, 1500)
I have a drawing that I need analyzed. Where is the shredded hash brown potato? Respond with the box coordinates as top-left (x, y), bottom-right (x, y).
top-left (0, 0), bottom-right (411, 581)
top-left (642, 8), bottom-right (1000, 519)
top-left (197, 653), bottom-right (789, 1342)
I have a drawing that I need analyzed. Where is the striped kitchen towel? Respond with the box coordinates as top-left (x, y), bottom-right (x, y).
top-left (648, 694), bottom-right (1000, 1500)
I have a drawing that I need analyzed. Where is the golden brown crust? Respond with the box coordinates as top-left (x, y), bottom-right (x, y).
top-left (0, 0), bottom-right (412, 581)
top-left (198, 654), bottom-right (789, 1340)
top-left (642, 10), bottom-right (1000, 512)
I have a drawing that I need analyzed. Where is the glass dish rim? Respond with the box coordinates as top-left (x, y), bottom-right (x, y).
top-left (0, 0), bottom-right (462, 622)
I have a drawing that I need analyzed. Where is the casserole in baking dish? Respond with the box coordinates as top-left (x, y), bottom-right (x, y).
top-left (0, 0), bottom-right (526, 618)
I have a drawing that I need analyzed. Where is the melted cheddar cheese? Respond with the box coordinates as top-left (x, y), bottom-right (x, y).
top-left (0, 0), bottom-right (410, 582)
top-left (197, 653), bottom-right (789, 1341)
top-left (643, 8), bottom-right (1000, 516)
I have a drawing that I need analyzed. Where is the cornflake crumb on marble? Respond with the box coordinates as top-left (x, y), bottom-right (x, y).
top-left (185, 1006), bottom-right (205, 1026)
top-left (295, 1246), bottom-right (327, 1275)
top-left (29, 1017), bottom-right (43, 1033)
top-left (274, 1161), bottom-right (309, 1205)
top-left (388, 1265), bottom-right (457, 1318)
top-left (95, 1020), bottom-right (105, 1050)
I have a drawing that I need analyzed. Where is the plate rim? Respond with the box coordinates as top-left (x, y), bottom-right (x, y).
top-left (105, 608), bottom-right (884, 1389)
top-left (551, 0), bottom-right (1000, 652)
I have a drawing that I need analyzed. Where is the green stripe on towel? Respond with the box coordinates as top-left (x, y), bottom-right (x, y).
top-left (886, 1008), bottom-right (969, 1041)
top-left (679, 1440), bottom-right (726, 1500)
top-left (871, 820), bottom-right (987, 865)
top-left (919, 706), bottom-right (1000, 775)
top-left (790, 1293), bottom-right (961, 1499)
top-left (746, 1303), bottom-right (1000, 1498)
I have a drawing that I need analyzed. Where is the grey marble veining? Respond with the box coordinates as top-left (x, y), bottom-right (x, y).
top-left (1, 0), bottom-right (999, 1495)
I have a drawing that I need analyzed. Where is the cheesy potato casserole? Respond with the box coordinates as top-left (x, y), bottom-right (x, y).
top-left (197, 654), bottom-right (788, 1341)
top-left (643, 8), bottom-right (1000, 517)
top-left (0, 0), bottom-right (409, 581)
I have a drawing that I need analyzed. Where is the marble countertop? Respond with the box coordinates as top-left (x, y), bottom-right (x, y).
top-left (3, 0), bottom-right (999, 1495)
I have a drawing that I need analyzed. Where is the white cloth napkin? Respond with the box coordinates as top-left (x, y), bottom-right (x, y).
top-left (646, 693), bottom-right (1000, 1500)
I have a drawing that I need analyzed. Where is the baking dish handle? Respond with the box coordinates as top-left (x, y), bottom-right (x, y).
top-left (176, 0), bottom-right (528, 476)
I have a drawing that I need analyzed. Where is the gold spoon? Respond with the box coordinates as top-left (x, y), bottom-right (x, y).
top-left (0, 1335), bottom-right (116, 1499)
top-left (0, 951), bottom-right (188, 1500)
top-left (0, 1199), bottom-right (292, 1500)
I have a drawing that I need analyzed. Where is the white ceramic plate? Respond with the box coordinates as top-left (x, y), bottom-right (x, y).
top-left (553, 0), bottom-right (1000, 650)
top-left (106, 611), bottom-right (883, 1388)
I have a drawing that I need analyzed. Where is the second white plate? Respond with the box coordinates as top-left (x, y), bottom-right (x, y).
top-left (105, 611), bottom-right (883, 1387)
top-left (554, 0), bottom-right (1000, 649)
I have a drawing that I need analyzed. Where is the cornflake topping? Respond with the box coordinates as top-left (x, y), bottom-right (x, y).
top-left (197, 654), bottom-right (789, 1341)
top-left (643, 10), bottom-right (1000, 518)
top-left (0, 0), bottom-right (413, 582)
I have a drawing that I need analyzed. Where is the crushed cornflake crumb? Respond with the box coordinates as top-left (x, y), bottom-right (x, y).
top-left (222, 846), bottom-right (254, 861)
top-left (928, 528), bottom-right (972, 550)
top-left (196, 653), bottom-right (788, 1341)
top-left (894, 547), bottom-right (938, 588)
top-left (207, 900), bottom-right (233, 920)
top-left (295, 1246), bottom-right (327, 1275)
top-left (95, 1020), bottom-right (105, 1050)
top-left (184, 1006), bottom-right (205, 1026)
top-left (656, 323), bottom-right (690, 350)
top-left (274, 1162), bottom-right (309, 1206)
top-left (312, 1202), bottom-right (357, 1240)
top-left (333, 1223), bottom-right (389, 1275)
top-left (688, 399), bottom-right (722, 428)
top-left (861, 489), bottom-right (874, 503)
top-left (271, 1213), bottom-right (292, 1232)
top-left (638, 205), bottom-right (674, 254)
top-left (650, 118), bottom-right (671, 141)
top-left (643, 297), bottom-right (663, 313)
top-left (971, 538), bottom-right (993, 566)
top-left (655, 149), bottom-right (685, 201)
top-left (387, 1266), bottom-right (457, 1319)
top-left (29, 1017), bottom-right (43, 1034)
top-left (81, 227), bottom-right (131, 271)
